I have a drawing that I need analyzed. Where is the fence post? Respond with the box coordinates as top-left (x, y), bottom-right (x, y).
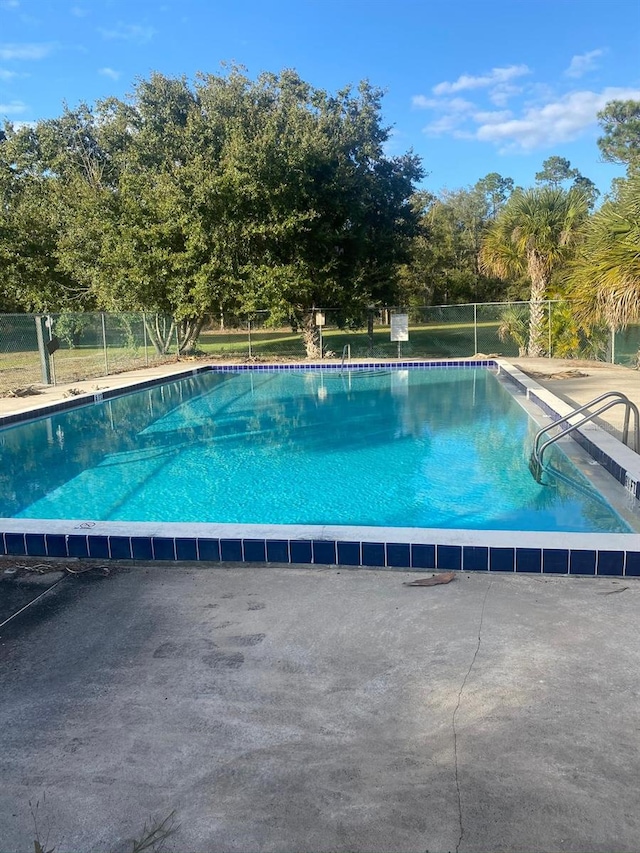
top-left (473, 303), bottom-right (478, 355)
top-left (611, 326), bottom-right (615, 364)
top-left (548, 301), bottom-right (552, 359)
top-left (101, 312), bottom-right (109, 375)
top-left (34, 315), bottom-right (52, 385)
top-left (248, 318), bottom-right (252, 359)
top-left (142, 312), bottom-right (149, 366)
top-left (175, 322), bottom-right (180, 358)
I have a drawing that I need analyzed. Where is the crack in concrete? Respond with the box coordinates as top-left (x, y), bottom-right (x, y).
top-left (452, 580), bottom-right (492, 853)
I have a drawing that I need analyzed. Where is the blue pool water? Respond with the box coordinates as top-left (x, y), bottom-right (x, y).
top-left (0, 368), bottom-right (630, 532)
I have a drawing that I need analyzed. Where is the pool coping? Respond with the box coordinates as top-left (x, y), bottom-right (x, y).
top-left (2, 358), bottom-right (640, 577)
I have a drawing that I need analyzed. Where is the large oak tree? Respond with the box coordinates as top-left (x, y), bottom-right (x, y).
top-left (0, 68), bottom-right (423, 356)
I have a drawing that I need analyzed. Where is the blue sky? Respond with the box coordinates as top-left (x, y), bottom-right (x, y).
top-left (1, 0), bottom-right (639, 196)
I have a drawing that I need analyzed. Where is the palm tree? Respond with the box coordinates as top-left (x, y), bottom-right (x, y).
top-left (480, 186), bottom-right (589, 356)
top-left (566, 174), bottom-right (640, 332)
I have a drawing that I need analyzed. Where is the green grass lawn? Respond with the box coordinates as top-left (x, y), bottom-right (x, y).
top-left (197, 321), bottom-right (516, 358)
top-left (2, 319), bottom-right (638, 394)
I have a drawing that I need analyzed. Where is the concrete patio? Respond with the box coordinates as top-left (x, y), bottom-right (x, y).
top-left (1, 563), bottom-right (638, 852)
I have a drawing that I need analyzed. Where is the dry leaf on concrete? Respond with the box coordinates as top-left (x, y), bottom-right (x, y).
top-left (404, 571), bottom-right (456, 587)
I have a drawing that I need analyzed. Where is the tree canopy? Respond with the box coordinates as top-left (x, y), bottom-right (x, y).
top-left (597, 100), bottom-right (640, 171)
top-left (398, 173), bottom-right (514, 306)
top-left (535, 156), bottom-right (599, 208)
top-left (480, 186), bottom-right (589, 356)
top-left (0, 68), bottom-right (423, 355)
top-left (566, 173), bottom-right (640, 330)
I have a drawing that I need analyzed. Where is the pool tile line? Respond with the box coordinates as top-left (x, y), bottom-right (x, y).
top-left (1, 530), bottom-right (639, 577)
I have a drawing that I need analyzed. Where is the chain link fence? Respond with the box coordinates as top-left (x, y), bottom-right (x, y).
top-left (1, 304), bottom-right (638, 394)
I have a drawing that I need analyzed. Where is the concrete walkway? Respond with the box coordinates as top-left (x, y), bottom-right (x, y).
top-left (0, 361), bottom-right (196, 420)
top-left (513, 357), bottom-right (640, 441)
top-left (1, 564), bottom-right (638, 852)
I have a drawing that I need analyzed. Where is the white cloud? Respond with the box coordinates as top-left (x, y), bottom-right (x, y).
top-left (432, 64), bottom-right (531, 96)
top-left (98, 23), bottom-right (156, 43)
top-left (474, 86), bottom-right (640, 152)
top-left (0, 67), bottom-right (17, 79)
top-left (412, 94), bottom-right (434, 109)
top-left (489, 84), bottom-right (523, 107)
top-left (0, 42), bottom-right (53, 60)
top-left (99, 66), bottom-right (120, 80)
top-left (0, 0), bottom-right (20, 9)
top-left (426, 114), bottom-right (468, 136)
top-left (472, 109), bottom-right (513, 124)
top-left (418, 97), bottom-right (477, 136)
top-left (70, 5), bottom-right (88, 16)
top-left (565, 49), bottom-right (605, 79)
top-left (413, 95), bottom-right (474, 112)
top-left (0, 100), bottom-right (27, 115)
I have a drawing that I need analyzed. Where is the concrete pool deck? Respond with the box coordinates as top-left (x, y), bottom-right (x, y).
top-left (1, 563), bottom-right (639, 852)
top-left (1, 359), bottom-right (639, 851)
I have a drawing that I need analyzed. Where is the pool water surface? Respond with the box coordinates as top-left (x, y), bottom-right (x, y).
top-left (0, 367), bottom-right (630, 533)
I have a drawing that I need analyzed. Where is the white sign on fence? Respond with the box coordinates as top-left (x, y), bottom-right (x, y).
top-left (390, 314), bottom-right (409, 342)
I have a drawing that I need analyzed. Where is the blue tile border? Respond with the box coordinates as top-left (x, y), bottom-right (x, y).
top-left (516, 548), bottom-right (541, 573)
top-left (266, 539), bottom-right (289, 563)
top-left (5, 532), bottom-right (26, 556)
top-left (3, 529), bottom-right (638, 578)
top-left (312, 540), bottom-right (336, 564)
top-left (437, 544), bottom-right (462, 571)
top-left (175, 537), bottom-right (198, 561)
top-left (570, 550), bottom-right (596, 576)
top-left (411, 543), bottom-right (436, 569)
top-left (464, 546), bottom-right (489, 572)
top-left (243, 539), bottom-right (266, 562)
top-left (490, 547), bottom-right (515, 572)
top-left (362, 542), bottom-right (385, 567)
top-left (290, 540), bottom-right (312, 564)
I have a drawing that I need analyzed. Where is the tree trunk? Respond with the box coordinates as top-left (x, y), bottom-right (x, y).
top-left (301, 312), bottom-right (322, 359)
top-left (144, 314), bottom-right (175, 354)
top-left (367, 310), bottom-right (375, 356)
top-left (178, 317), bottom-right (205, 354)
top-left (527, 251), bottom-right (548, 357)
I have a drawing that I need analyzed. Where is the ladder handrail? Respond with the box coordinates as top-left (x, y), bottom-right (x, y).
top-left (340, 344), bottom-right (351, 370)
top-left (532, 391), bottom-right (640, 471)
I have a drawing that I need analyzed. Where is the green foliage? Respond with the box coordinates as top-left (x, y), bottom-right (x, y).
top-left (398, 174), bottom-right (513, 307)
top-left (597, 99), bottom-right (640, 170)
top-left (535, 156), bottom-right (599, 208)
top-left (480, 186), bottom-right (589, 355)
top-left (566, 173), bottom-right (640, 331)
top-left (548, 303), bottom-right (608, 359)
top-left (497, 301), bottom-right (608, 359)
top-left (0, 69), bottom-right (423, 355)
top-left (535, 156), bottom-right (578, 187)
top-left (474, 172), bottom-right (514, 219)
top-left (497, 304), bottom-right (529, 355)
top-left (53, 312), bottom-right (92, 348)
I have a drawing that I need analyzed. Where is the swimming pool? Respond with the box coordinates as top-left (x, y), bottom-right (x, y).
top-left (1, 360), bottom-right (639, 575)
top-left (0, 365), bottom-right (631, 533)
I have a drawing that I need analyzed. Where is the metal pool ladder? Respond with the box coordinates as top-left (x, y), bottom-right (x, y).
top-left (529, 391), bottom-right (640, 483)
top-left (340, 344), bottom-right (351, 371)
